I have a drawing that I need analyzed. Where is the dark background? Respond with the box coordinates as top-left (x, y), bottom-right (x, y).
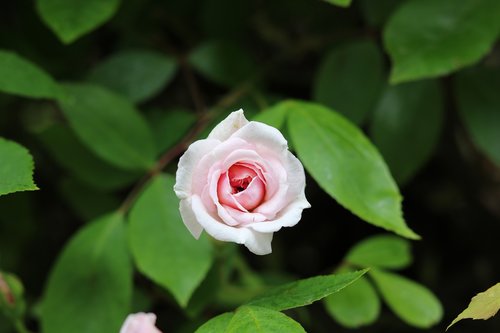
top-left (0, 0), bottom-right (499, 332)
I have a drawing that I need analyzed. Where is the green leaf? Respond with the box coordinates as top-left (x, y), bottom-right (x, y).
top-left (313, 40), bottom-right (384, 125)
top-left (285, 100), bottom-right (419, 239)
top-left (322, 0), bottom-right (351, 7)
top-left (346, 234), bottom-right (412, 269)
top-left (247, 269), bottom-right (368, 311)
top-left (371, 80), bottom-right (444, 184)
top-left (37, 124), bottom-right (139, 190)
top-left (195, 306), bottom-right (305, 333)
top-left (0, 138), bottom-right (38, 196)
top-left (128, 174), bottom-right (213, 307)
top-left (324, 274), bottom-right (380, 328)
top-left (88, 50), bottom-right (178, 103)
top-left (252, 104), bottom-right (288, 130)
top-left (36, 0), bottom-right (120, 44)
top-left (57, 83), bottom-right (156, 171)
top-left (41, 213), bottom-right (132, 333)
top-left (225, 306), bottom-right (305, 333)
top-left (384, 0), bottom-right (500, 83)
top-left (146, 109), bottom-right (196, 154)
top-left (189, 40), bottom-right (256, 87)
top-left (454, 68), bottom-right (500, 165)
top-left (0, 50), bottom-right (61, 99)
top-left (370, 269), bottom-right (443, 328)
top-left (195, 312), bottom-right (234, 333)
top-left (447, 282), bottom-right (500, 330)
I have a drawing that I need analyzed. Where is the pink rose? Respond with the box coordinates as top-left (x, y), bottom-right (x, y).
top-left (119, 313), bottom-right (162, 333)
top-left (174, 110), bottom-right (310, 255)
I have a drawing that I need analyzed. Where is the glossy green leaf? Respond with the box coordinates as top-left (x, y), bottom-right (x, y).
top-left (88, 50), bottom-right (178, 103)
top-left (57, 83), bottom-right (156, 171)
top-left (370, 269), bottom-right (443, 328)
top-left (36, 0), bottom-right (120, 44)
top-left (322, 0), bottom-right (351, 7)
top-left (448, 282), bottom-right (500, 330)
top-left (189, 40), bottom-right (256, 87)
top-left (147, 109), bottom-right (196, 154)
top-left (346, 234), bottom-right (412, 269)
top-left (371, 80), bottom-right (444, 184)
top-left (286, 100), bottom-right (419, 239)
top-left (0, 138), bottom-right (38, 196)
top-left (247, 269), bottom-right (368, 311)
top-left (384, 0), bottom-right (500, 83)
top-left (455, 68), bottom-right (500, 165)
top-left (252, 104), bottom-right (288, 130)
top-left (324, 274), bottom-right (380, 328)
top-left (0, 50), bottom-right (60, 99)
top-left (128, 174), bottom-right (213, 307)
top-left (313, 40), bottom-right (384, 124)
top-left (195, 312), bottom-right (233, 333)
top-left (41, 213), bottom-right (132, 333)
top-left (225, 306), bottom-right (305, 333)
top-left (37, 124), bottom-right (139, 190)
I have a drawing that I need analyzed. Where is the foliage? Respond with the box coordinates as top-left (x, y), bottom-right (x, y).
top-left (448, 283), bottom-right (500, 330)
top-left (0, 0), bottom-right (499, 332)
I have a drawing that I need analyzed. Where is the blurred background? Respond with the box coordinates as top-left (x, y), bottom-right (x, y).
top-left (0, 0), bottom-right (499, 332)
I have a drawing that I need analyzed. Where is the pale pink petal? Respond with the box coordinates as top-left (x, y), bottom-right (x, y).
top-left (282, 151), bottom-right (310, 206)
top-left (179, 198), bottom-right (204, 239)
top-left (207, 167), bottom-right (240, 226)
top-left (224, 205), bottom-right (267, 224)
top-left (233, 177), bottom-right (266, 210)
top-left (232, 121), bottom-right (288, 153)
top-left (191, 196), bottom-right (273, 255)
top-left (247, 194), bottom-right (310, 233)
top-left (208, 109), bottom-right (249, 141)
top-left (217, 172), bottom-right (237, 209)
top-left (120, 312), bottom-right (162, 333)
top-left (193, 138), bottom-right (252, 194)
top-left (221, 148), bottom-right (265, 171)
top-left (174, 139), bottom-right (220, 199)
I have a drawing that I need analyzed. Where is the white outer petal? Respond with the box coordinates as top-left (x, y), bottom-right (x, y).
top-left (174, 139), bottom-right (219, 199)
top-left (191, 195), bottom-right (273, 255)
top-left (247, 194), bottom-right (310, 233)
top-left (208, 109), bottom-right (249, 141)
top-left (179, 198), bottom-right (204, 239)
top-left (232, 121), bottom-right (288, 153)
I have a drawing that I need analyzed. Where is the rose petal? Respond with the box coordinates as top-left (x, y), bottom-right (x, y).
top-left (179, 198), bottom-right (204, 239)
top-left (224, 205), bottom-right (267, 224)
top-left (194, 138), bottom-right (252, 194)
top-left (247, 194), bottom-right (310, 233)
top-left (233, 176), bottom-right (266, 210)
top-left (208, 109), bottom-right (249, 141)
top-left (174, 139), bottom-right (220, 199)
top-left (232, 121), bottom-right (288, 153)
top-left (191, 196), bottom-right (273, 255)
top-left (120, 312), bottom-right (162, 333)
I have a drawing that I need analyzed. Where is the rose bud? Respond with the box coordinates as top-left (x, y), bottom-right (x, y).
top-left (174, 110), bottom-right (310, 255)
top-left (119, 312), bottom-right (162, 333)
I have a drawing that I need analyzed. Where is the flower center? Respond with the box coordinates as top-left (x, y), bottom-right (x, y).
top-left (230, 175), bottom-right (252, 193)
top-left (217, 163), bottom-right (266, 211)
